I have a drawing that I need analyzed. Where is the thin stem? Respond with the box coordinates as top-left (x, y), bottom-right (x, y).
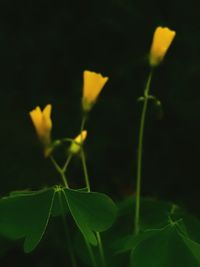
top-left (50, 156), bottom-right (77, 266)
top-left (134, 70), bottom-right (153, 235)
top-left (50, 151), bottom-right (97, 267)
top-left (61, 172), bottom-right (69, 188)
top-left (62, 190), bottom-right (97, 267)
top-left (80, 114), bottom-right (101, 266)
top-left (61, 137), bottom-right (74, 143)
top-left (62, 154), bottom-right (72, 173)
top-left (51, 135), bottom-right (97, 267)
top-left (80, 148), bottom-right (106, 267)
top-left (50, 156), bottom-right (69, 188)
top-left (80, 114), bottom-right (87, 133)
top-left (80, 113), bottom-right (91, 191)
top-left (59, 192), bottom-right (77, 267)
top-left (80, 114), bottom-right (87, 152)
top-left (81, 149), bottom-right (91, 192)
top-left (50, 155), bottom-right (62, 173)
top-left (84, 238), bottom-right (98, 267)
top-left (96, 232), bottom-right (106, 267)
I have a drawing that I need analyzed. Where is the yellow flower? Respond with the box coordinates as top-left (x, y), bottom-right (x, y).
top-left (69, 130), bottom-right (87, 154)
top-left (29, 104), bottom-right (52, 156)
top-left (82, 70), bottom-right (109, 112)
top-left (149, 26), bottom-right (176, 67)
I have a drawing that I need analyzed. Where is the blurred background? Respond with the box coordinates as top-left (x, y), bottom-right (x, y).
top-left (1, 0), bottom-right (200, 265)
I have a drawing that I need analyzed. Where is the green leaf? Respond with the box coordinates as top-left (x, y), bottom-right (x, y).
top-left (113, 230), bottom-right (157, 254)
top-left (130, 223), bottom-right (200, 267)
top-left (0, 185), bottom-right (117, 253)
top-left (106, 197), bottom-right (172, 256)
top-left (64, 188), bottom-right (117, 246)
top-left (0, 188), bottom-right (55, 253)
top-left (117, 196), bottom-right (172, 230)
top-left (180, 233), bottom-right (200, 264)
top-left (171, 206), bottom-right (200, 243)
top-left (50, 186), bottom-right (69, 217)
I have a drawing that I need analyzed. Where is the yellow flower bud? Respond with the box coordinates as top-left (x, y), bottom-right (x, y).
top-left (69, 130), bottom-right (87, 154)
top-left (149, 26), bottom-right (176, 67)
top-left (82, 70), bottom-right (109, 112)
top-left (29, 104), bottom-right (52, 156)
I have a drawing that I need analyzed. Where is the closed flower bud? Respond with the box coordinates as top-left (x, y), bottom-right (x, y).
top-left (29, 104), bottom-right (52, 156)
top-left (149, 26), bottom-right (176, 67)
top-left (82, 70), bottom-right (108, 112)
top-left (69, 130), bottom-right (87, 154)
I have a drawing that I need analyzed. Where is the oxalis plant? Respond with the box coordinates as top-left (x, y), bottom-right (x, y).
top-left (1, 26), bottom-right (200, 267)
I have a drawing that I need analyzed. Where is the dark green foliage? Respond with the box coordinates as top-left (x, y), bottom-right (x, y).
top-left (1, 187), bottom-right (200, 266)
top-left (0, 188), bottom-right (54, 253)
top-left (65, 188), bottom-right (117, 246)
top-left (110, 197), bottom-right (200, 267)
top-left (130, 223), bottom-right (200, 267)
top-left (70, 196), bottom-right (200, 266)
top-left (0, 186), bottom-right (117, 253)
top-left (50, 187), bottom-right (69, 217)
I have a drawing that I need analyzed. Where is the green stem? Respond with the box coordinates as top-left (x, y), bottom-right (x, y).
top-left (81, 149), bottom-right (91, 192)
top-left (134, 70), bottom-right (153, 235)
top-left (80, 115), bottom-right (101, 266)
top-left (80, 148), bottom-right (106, 267)
top-left (96, 232), bottom-right (106, 267)
top-left (59, 192), bottom-right (77, 267)
top-left (50, 156), bottom-right (77, 266)
top-left (80, 113), bottom-right (90, 191)
top-left (85, 238), bottom-right (98, 267)
top-left (50, 151), bottom-right (97, 267)
top-left (50, 156), bottom-right (69, 188)
top-left (62, 154), bottom-right (72, 173)
top-left (80, 114), bottom-right (87, 133)
top-left (62, 190), bottom-right (97, 267)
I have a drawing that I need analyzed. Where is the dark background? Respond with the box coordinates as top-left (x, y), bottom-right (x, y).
top-left (1, 0), bottom-right (200, 265)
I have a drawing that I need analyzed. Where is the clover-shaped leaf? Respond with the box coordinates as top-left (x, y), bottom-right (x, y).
top-left (130, 223), bottom-right (200, 267)
top-left (0, 186), bottom-right (117, 252)
top-left (0, 188), bottom-right (55, 252)
top-left (64, 188), bottom-right (118, 246)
